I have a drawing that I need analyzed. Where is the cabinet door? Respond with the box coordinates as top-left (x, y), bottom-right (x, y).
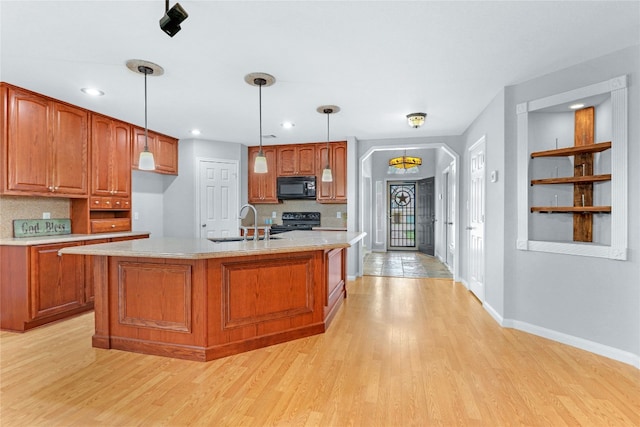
top-left (155, 134), bottom-right (178, 175)
top-left (296, 144), bottom-right (316, 175)
top-left (331, 142), bottom-right (347, 201)
top-left (132, 127), bottom-right (178, 175)
top-left (91, 114), bottom-right (113, 196)
top-left (277, 145), bottom-right (316, 176)
top-left (111, 120), bottom-right (132, 196)
top-left (277, 146), bottom-right (297, 176)
top-left (248, 146), bottom-right (278, 203)
top-left (5, 88), bottom-right (51, 193)
top-left (50, 102), bottom-right (88, 195)
top-left (316, 141), bottom-right (347, 203)
top-left (30, 242), bottom-right (84, 319)
top-left (131, 126), bottom-right (148, 170)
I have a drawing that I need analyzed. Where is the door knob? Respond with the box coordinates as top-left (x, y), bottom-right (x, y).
top-left (201, 224), bottom-right (206, 228)
top-left (466, 226), bottom-right (474, 230)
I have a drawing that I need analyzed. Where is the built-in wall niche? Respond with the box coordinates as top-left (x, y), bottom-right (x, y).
top-left (516, 75), bottom-right (628, 260)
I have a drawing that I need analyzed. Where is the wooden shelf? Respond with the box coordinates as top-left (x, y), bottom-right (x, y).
top-left (531, 174), bottom-right (611, 186)
top-left (530, 141), bottom-right (611, 158)
top-left (530, 206), bottom-right (611, 213)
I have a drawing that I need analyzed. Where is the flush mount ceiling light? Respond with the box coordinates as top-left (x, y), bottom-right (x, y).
top-left (81, 87), bottom-right (104, 96)
top-left (245, 72), bottom-right (276, 174)
top-left (406, 112), bottom-right (427, 128)
top-left (389, 150), bottom-right (422, 174)
top-left (127, 59), bottom-right (164, 171)
top-left (317, 105), bottom-right (340, 183)
top-left (160, 0), bottom-right (189, 37)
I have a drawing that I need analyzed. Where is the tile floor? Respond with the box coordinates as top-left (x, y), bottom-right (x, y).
top-left (363, 251), bottom-right (453, 279)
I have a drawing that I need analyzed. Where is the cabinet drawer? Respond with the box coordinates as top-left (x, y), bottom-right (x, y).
top-left (90, 218), bottom-right (131, 233)
top-left (111, 197), bottom-right (130, 210)
top-left (90, 197), bottom-right (130, 210)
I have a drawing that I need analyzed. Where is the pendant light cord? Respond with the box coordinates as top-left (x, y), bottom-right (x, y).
top-left (324, 108), bottom-right (333, 168)
top-left (144, 69), bottom-right (149, 151)
top-left (258, 80), bottom-right (263, 155)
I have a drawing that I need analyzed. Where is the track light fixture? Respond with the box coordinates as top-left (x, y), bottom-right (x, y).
top-left (160, 0), bottom-right (188, 37)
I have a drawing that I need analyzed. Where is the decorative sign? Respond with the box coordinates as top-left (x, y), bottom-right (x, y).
top-left (13, 219), bottom-right (72, 238)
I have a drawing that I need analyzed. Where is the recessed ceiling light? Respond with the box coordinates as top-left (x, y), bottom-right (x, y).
top-left (281, 122), bottom-right (295, 129)
top-left (190, 129), bottom-right (201, 135)
top-left (81, 87), bottom-right (104, 96)
top-left (569, 103), bottom-right (585, 110)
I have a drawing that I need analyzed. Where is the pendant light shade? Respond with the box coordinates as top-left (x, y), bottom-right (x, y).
top-left (317, 105), bottom-right (340, 183)
top-left (127, 59), bottom-right (164, 171)
top-left (245, 73), bottom-right (276, 174)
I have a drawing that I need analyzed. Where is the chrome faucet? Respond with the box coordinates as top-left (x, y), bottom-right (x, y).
top-left (239, 204), bottom-right (258, 240)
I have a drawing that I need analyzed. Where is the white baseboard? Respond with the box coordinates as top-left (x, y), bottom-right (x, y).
top-left (500, 318), bottom-right (640, 369)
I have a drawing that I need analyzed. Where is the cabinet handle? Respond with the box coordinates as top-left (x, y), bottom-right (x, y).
top-left (48, 186), bottom-right (54, 192)
top-left (106, 201), bottom-right (110, 205)
top-left (94, 200), bottom-right (100, 204)
top-left (111, 224), bottom-right (116, 228)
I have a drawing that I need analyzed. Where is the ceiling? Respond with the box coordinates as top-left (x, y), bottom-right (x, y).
top-left (1, 1), bottom-right (638, 146)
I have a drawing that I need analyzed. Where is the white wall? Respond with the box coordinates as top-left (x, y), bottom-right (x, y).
top-left (131, 170), bottom-right (166, 238)
top-left (460, 89), bottom-right (506, 318)
top-left (132, 138), bottom-right (245, 238)
top-left (502, 46), bottom-right (639, 365)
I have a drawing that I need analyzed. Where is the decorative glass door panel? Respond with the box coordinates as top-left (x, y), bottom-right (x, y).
top-left (388, 182), bottom-right (416, 249)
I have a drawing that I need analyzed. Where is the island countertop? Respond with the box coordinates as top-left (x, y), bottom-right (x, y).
top-left (59, 230), bottom-right (366, 259)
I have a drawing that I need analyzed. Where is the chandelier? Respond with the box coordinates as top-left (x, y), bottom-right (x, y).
top-left (388, 151), bottom-right (422, 174)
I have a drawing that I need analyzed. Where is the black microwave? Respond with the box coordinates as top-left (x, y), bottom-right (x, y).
top-left (277, 176), bottom-right (316, 200)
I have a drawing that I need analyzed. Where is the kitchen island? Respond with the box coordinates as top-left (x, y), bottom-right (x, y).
top-left (60, 230), bottom-right (365, 361)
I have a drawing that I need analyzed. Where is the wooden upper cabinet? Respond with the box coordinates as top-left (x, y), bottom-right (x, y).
top-left (2, 85), bottom-right (88, 197)
top-left (132, 127), bottom-right (178, 175)
top-left (277, 144), bottom-right (315, 176)
top-left (248, 146), bottom-right (278, 203)
top-left (316, 141), bottom-right (347, 203)
top-left (91, 114), bottom-right (131, 198)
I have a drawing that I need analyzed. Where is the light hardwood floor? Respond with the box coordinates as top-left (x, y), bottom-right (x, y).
top-left (1, 277), bottom-right (638, 426)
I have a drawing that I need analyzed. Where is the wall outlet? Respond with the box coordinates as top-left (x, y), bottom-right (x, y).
top-left (42, 212), bottom-right (50, 219)
top-left (336, 212), bottom-right (342, 219)
top-left (272, 211), bottom-right (277, 218)
top-left (134, 212), bottom-right (139, 220)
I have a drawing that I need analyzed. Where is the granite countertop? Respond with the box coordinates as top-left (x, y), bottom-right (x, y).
top-left (0, 231), bottom-right (151, 246)
top-left (58, 230), bottom-right (366, 260)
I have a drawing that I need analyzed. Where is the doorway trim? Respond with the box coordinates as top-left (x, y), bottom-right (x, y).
top-left (359, 142), bottom-right (460, 282)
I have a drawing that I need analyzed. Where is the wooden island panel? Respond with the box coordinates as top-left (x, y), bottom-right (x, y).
top-left (92, 249), bottom-right (344, 361)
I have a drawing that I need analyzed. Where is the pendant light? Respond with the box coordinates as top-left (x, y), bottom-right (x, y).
top-left (245, 73), bottom-right (276, 174)
top-left (126, 59), bottom-right (164, 171)
top-left (316, 105), bottom-right (340, 182)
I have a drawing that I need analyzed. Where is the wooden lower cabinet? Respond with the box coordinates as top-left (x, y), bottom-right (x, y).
top-left (30, 242), bottom-right (85, 321)
top-left (0, 234), bottom-right (148, 332)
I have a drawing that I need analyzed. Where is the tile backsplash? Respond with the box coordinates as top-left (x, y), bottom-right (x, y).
top-left (248, 200), bottom-right (348, 228)
top-left (0, 196), bottom-right (70, 238)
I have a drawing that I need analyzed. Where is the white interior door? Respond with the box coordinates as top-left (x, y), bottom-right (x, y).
top-left (467, 137), bottom-right (486, 301)
top-left (198, 159), bottom-right (238, 238)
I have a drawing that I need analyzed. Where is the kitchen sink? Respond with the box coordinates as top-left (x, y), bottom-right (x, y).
top-left (208, 236), bottom-right (281, 243)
